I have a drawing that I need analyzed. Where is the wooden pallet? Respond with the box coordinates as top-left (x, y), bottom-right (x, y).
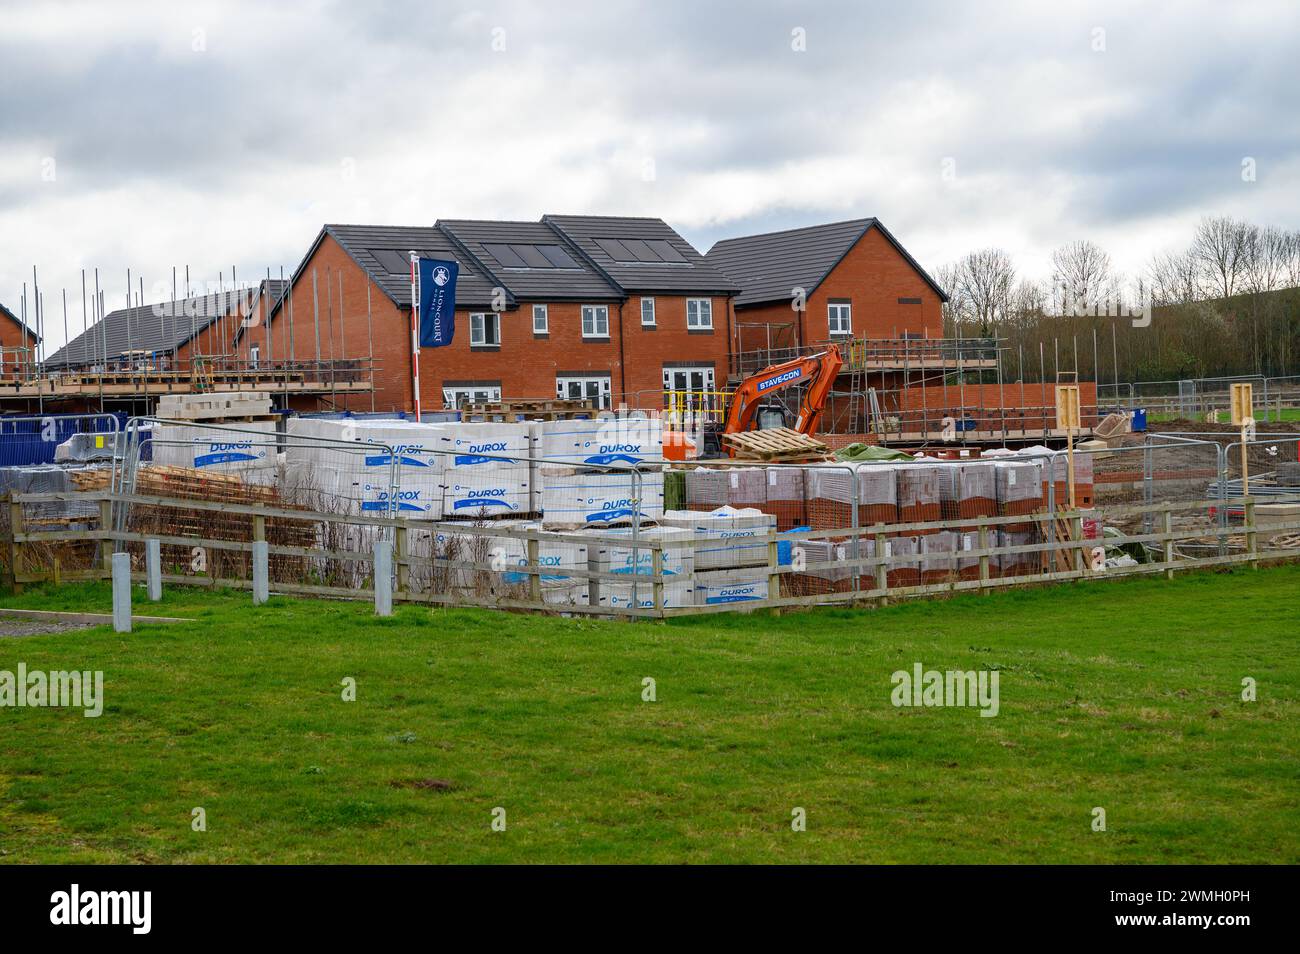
top-left (465, 398), bottom-right (593, 416)
top-left (722, 427), bottom-right (829, 461)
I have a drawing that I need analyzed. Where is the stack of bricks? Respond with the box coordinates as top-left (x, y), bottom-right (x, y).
top-left (994, 460), bottom-right (1044, 532)
top-left (897, 463), bottom-right (942, 534)
top-left (764, 466), bottom-right (807, 531)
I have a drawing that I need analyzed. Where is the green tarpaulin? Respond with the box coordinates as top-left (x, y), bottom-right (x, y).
top-left (833, 444), bottom-right (915, 462)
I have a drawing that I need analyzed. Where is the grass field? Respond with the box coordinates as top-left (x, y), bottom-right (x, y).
top-left (1147, 408), bottom-right (1300, 423)
top-left (2, 566), bottom-right (1298, 864)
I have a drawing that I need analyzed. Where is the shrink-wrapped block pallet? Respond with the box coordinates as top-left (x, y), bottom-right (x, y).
top-left (995, 460), bottom-right (1044, 532)
top-left (764, 466), bottom-right (806, 531)
top-left (938, 462), bottom-right (997, 523)
top-left (588, 526), bottom-right (695, 610)
top-left (684, 467), bottom-right (765, 512)
top-left (437, 423), bottom-right (531, 518)
top-left (920, 530), bottom-right (959, 584)
top-left (998, 528), bottom-right (1043, 577)
top-left (897, 463), bottom-right (942, 534)
top-left (807, 464), bottom-right (899, 533)
top-left (431, 521), bottom-right (590, 607)
top-left (531, 417), bottom-right (663, 468)
top-left (153, 420), bottom-right (278, 486)
top-left (660, 507), bottom-right (773, 570)
top-left (539, 467), bottom-right (664, 528)
top-left (884, 535), bottom-right (921, 588)
top-left (694, 569), bottom-right (770, 606)
top-left (789, 538), bottom-right (854, 596)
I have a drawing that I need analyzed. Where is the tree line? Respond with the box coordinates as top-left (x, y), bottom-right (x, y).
top-left (936, 216), bottom-right (1300, 385)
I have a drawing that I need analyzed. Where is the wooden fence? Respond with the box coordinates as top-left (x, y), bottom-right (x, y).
top-left (3, 489), bottom-right (1299, 618)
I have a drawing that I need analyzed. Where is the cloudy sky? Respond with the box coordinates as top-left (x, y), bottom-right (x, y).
top-left (3, 0), bottom-right (1298, 351)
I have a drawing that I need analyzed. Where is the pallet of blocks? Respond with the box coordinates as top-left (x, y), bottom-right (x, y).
top-left (661, 507), bottom-right (774, 570)
top-left (532, 417), bottom-right (665, 527)
top-left (156, 391), bottom-right (275, 422)
top-left (587, 526), bottom-right (695, 610)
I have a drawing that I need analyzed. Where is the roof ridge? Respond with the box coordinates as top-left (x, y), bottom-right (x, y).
top-left (710, 217), bottom-right (876, 248)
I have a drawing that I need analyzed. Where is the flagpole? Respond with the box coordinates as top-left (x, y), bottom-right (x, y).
top-left (409, 250), bottom-right (421, 420)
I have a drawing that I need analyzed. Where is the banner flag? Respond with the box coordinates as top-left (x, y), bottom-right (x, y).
top-left (417, 258), bottom-right (458, 348)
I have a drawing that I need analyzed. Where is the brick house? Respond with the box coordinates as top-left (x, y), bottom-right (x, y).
top-left (256, 215), bottom-right (738, 413)
top-left (47, 281), bottom-right (285, 373)
top-left (705, 218), bottom-right (949, 357)
top-left (0, 302), bottom-right (40, 378)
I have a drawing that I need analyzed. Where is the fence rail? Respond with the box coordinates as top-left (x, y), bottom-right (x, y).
top-left (5, 486), bottom-right (1298, 619)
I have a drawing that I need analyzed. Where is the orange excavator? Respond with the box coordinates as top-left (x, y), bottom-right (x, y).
top-left (663, 345), bottom-right (844, 460)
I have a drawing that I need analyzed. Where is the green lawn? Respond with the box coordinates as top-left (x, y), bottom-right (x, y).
top-left (2, 567), bottom-right (1298, 864)
top-left (1147, 407), bottom-right (1300, 423)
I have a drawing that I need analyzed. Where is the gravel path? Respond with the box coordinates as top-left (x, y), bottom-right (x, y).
top-left (0, 619), bottom-right (94, 638)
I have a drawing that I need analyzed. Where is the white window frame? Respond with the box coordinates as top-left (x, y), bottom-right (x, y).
top-left (556, 374), bottom-right (612, 409)
top-left (532, 304), bottom-right (548, 334)
top-left (249, 343), bottom-right (260, 368)
top-left (686, 298), bottom-right (713, 330)
top-left (581, 304), bottom-right (609, 338)
top-left (442, 385), bottom-right (501, 409)
top-left (828, 301), bottom-right (852, 337)
top-left (640, 297), bottom-right (656, 327)
top-left (470, 311), bottom-right (500, 348)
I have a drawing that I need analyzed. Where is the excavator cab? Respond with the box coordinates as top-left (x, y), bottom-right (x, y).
top-left (754, 404), bottom-right (790, 431)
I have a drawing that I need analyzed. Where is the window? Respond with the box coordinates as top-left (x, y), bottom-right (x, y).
top-left (470, 312), bottom-right (500, 347)
top-left (686, 298), bottom-right (712, 330)
top-left (828, 301), bottom-right (852, 336)
top-left (532, 304), bottom-right (548, 335)
top-left (640, 297), bottom-right (656, 327)
top-left (662, 365), bottom-right (718, 417)
top-left (557, 374), bottom-right (612, 409)
top-left (662, 366), bottom-right (716, 392)
top-left (442, 385), bottom-right (501, 409)
top-left (249, 344), bottom-right (260, 368)
top-left (581, 305), bottom-right (609, 338)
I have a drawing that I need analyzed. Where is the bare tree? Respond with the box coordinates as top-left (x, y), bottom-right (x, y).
top-left (1190, 215), bottom-right (1250, 300)
top-left (953, 248), bottom-right (1015, 335)
top-left (1050, 240), bottom-right (1115, 314)
top-left (1147, 249), bottom-right (1200, 305)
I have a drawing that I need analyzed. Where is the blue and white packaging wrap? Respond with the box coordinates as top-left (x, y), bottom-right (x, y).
top-left (437, 423), bottom-right (531, 516)
top-left (533, 417), bottom-right (664, 468)
top-left (660, 506), bottom-right (774, 570)
top-left (153, 421), bottom-right (278, 485)
top-left (588, 525), bottom-right (694, 609)
top-left (539, 467), bottom-right (664, 528)
top-left (694, 569), bottom-right (769, 605)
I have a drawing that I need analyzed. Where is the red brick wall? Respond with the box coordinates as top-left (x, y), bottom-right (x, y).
top-left (895, 381), bottom-right (1100, 431)
top-left (0, 315), bottom-right (38, 378)
top-left (258, 234), bottom-right (732, 413)
top-left (734, 226), bottom-right (944, 352)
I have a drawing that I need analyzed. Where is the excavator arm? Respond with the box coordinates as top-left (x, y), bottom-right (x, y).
top-left (722, 344), bottom-right (844, 439)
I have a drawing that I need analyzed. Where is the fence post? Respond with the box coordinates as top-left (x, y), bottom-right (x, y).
top-left (111, 551), bottom-right (131, 633)
top-left (767, 530), bottom-right (781, 612)
top-left (146, 538), bottom-right (162, 601)
top-left (6, 496), bottom-right (24, 593)
top-left (651, 545), bottom-right (664, 615)
top-left (875, 530), bottom-right (888, 605)
top-left (373, 539), bottom-right (393, 616)
top-left (527, 536), bottom-right (542, 606)
top-left (978, 522), bottom-right (990, 591)
top-left (1245, 497), bottom-right (1258, 570)
top-left (1162, 506), bottom-right (1174, 580)
top-left (395, 525), bottom-right (410, 597)
top-left (1071, 514), bottom-right (1085, 574)
top-left (252, 540), bottom-right (269, 605)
